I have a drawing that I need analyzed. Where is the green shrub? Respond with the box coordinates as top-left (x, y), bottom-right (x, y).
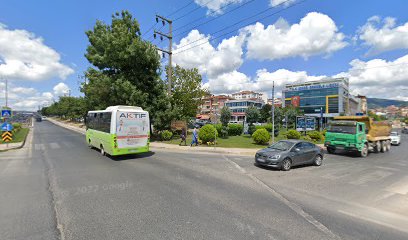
top-left (302, 135), bottom-right (312, 142)
top-left (199, 124), bottom-right (218, 143)
top-left (255, 124), bottom-right (272, 132)
top-left (161, 130), bottom-right (173, 141)
top-left (220, 126), bottom-right (229, 139)
top-left (248, 125), bottom-right (257, 135)
top-left (307, 130), bottom-right (322, 141)
top-left (252, 128), bottom-right (270, 145)
top-left (213, 124), bottom-right (222, 135)
top-left (286, 129), bottom-right (301, 139)
top-left (228, 123), bottom-right (243, 136)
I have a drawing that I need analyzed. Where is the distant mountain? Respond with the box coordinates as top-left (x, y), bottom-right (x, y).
top-left (367, 98), bottom-right (408, 109)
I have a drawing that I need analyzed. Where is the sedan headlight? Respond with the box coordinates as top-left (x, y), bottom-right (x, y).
top-left (268, 155), bottom-right (281, 160)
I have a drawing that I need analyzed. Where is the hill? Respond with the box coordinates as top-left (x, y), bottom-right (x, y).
top-left (367, 98), bottom-right (408, 109)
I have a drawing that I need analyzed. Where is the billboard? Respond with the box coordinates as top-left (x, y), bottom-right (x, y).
top-left (291, 96), bottom-right (300, 107)
top-left (296, 116), bottom-right (316, 131)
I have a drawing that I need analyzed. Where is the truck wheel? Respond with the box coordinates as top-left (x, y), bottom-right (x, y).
top-left (359, 144), bottom-right (368, 157)
top-left (386, 140), bottom-right (391, 150)
top-left (374, 141), bottom-right (381, 153)
top-left (380, 141), bottom-right (387, 153)
top-left (327, 147), bottom-right (335, 154)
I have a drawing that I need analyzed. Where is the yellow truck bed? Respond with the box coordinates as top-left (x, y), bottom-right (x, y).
top-left (333, 116), bottom-right (392, 142)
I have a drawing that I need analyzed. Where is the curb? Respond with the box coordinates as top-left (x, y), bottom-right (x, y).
top-left (47, 118), bottom-right (86, 135)
top-left (0, 128), bottom-right (30, 151)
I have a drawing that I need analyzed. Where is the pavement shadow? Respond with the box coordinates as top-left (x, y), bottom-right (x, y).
top-left (325, 150), bottom-right (363, 159)
top-left (254, 162), bottom-right (316, 171)
top-left (107, 151), bottom-right (156, 161)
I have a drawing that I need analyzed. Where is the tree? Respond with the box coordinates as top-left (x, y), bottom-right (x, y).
top-left (284, 106), bottom-right (303, 128)
top-left (246, 106), bottom-right (260, 125)
top-left (81, 10), bottom-right (168, 128)
top-left (167, 65), bottom-right (207, 120)
top-left (220, 106), bottom-right (231, 127)
top-left (259, 104), bottom-right (271, 123)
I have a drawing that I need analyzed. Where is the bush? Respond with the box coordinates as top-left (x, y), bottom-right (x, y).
top-left (228, 123), bottom-right (243, 136)
top-left (248, 125), bottom-right (257, 135)
top-left (307, 130), bottom-right (322, 142)
top-left (302, 135), bottom-right (312, 142)
top-left (220, 126), bottom-right (229, 139)
top-left (252, 128), bottom-right (270, 145)
top-left (198, 124), bottom-right (218, 143)
top-left (213, 124), bottom-right (222, 135)
top-left (286, 129), bottom-right (301, 139)
top-left (161, 130), bottom-right (173, 141)
top-left (12, 123), bottom-right (22, 133)
top-left (255, 124), bottom-right (272, 133)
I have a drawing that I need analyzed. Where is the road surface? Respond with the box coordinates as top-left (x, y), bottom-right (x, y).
top-left (1, 121), bottom-right (407, 240)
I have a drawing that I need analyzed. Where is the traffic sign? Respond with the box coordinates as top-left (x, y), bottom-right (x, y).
top-left (1, 122), bottom-right (13, 132)
top-left (1, 109), bottom-right (12, 118)
top-left (2, 131), bottom-right (13, 142)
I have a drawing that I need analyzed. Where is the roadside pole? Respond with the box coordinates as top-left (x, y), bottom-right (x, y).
top-left (271, 81), bottom-right (275, 144)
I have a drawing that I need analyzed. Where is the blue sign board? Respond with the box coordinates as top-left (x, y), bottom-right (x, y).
top-left (1, 109), bottom-right (12, 118)
top-left (1, 122), bottom-right (13, 131)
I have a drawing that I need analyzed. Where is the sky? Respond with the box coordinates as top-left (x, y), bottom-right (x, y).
top-left (0, 0), bottom-right (407, 111)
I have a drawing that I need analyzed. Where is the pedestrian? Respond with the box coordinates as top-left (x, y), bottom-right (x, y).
top-left (191, 127), bottom-right (198, 147)
top-left (179, 128), bottom-right (187, 146)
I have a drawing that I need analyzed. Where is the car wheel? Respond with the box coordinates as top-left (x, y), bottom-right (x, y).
top-left (281, 158), bottom-right (292, 171)
top-left (313, 154), bottom-right (323, 166)
top-left (359, 144), bottom-right (368, 157)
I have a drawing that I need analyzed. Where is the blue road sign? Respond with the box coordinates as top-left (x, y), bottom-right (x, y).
top-left (1, 122), bottom-right (13, 131)
top-left (1, 109), bottom-right (12, 118)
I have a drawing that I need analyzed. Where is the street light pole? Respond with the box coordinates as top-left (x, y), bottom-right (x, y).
top-left (271, 81), bottom-right (275, 144)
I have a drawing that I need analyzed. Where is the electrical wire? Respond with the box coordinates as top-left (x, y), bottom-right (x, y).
top-left (173, 0), bottom-right (258, 38)
top-left (173, 0), bottom-right (304, 54)
top-left (166, 0), bottom-right (196, 18)
top-left (173, 0), bottom-right (219, 21)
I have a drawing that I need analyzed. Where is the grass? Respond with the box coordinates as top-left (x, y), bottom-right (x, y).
top-left (157, 129), bottom-right (324, 149)
top-left (1, 128), bottom-right (29, 144)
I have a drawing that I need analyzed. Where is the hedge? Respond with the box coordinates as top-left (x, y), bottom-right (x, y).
top-left (307, 130), bottom-right (323, 141)
top-left (161, 130), bottom-right (173, 141)
top-left (228, 123), bottom-right (243, 136)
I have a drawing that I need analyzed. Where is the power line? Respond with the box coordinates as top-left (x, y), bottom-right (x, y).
top-left (166, 0), bottom-right (196, 18)
top-left (173, 0), bottom-right (219, 21)
top-left (174, 0), bottom-right (302, 54)
top-left (173, 0), bottom-right (258, 38)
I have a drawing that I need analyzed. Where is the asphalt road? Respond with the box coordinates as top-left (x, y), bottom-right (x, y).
top-left (1, 121), bottom-right (407, 240)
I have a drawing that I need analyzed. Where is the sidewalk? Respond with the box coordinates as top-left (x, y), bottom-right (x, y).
top-left (47, 118), bottom-right (259, 156)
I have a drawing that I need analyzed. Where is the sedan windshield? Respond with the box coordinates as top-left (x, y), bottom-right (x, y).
top-left (268, 141), bottom-right (294, 151)
top-left (390, 132), bottom-right (398, 136)
top-left (327, 125), bottom-right (356, 134)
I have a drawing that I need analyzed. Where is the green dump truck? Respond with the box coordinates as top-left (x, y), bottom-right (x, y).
top-left (324, 116), bottom-right (392, 157)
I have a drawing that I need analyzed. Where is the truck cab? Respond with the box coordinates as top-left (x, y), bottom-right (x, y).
top-left (325, 121), bottom-right (367, 155)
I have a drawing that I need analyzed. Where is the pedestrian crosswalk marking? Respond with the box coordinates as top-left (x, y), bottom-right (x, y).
top-left (49, 142), bottom-right (60, 149)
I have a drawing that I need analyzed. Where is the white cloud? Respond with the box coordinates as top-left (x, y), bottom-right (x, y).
top-left (243, 12), bottom-right (348, 60)
top-left (194, 0), bottom-right (242, 15)
top-left (0, 82), bottom-right (55, 110)
top-left (0, 24), bottom-right (74, 81)
top-left (357, 16), bottom-right (408, 55)
top-left (173, 30), bottom-right (245, 78)
top-left (270, 0), bottom-right (295, 7)
top-left (53, 82), bottom-right (70, 96)
top-left (337, 54), bottom-right (408, 101)
top-left (207, 70), bottom-right (252, 94)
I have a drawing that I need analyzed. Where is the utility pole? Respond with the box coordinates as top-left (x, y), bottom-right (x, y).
top-left (154, 15), bottom-right (173, 95)
top-left (5, 78), bottom-right (8, 108)
top-left (271, 81), bottom-right (275, 144)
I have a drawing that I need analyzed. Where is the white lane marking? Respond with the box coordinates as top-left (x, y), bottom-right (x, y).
top-left (34, 144), bottom-right (45, 150)
top-left (349, 170), bottom-right (393, 186)
top-left (386, 176), bottom-right (408, 195)
top-left (49, 143), bottom-right (60, 149)
top-left (222, 155), bottom-right (340, 240)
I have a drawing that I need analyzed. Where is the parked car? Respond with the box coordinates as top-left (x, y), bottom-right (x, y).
top-left (390, 131), bottom-right (401, 145)
top-left (402, 128), bottom-right (408, 134)
top-left (255, 140), bottom-right (324, 171)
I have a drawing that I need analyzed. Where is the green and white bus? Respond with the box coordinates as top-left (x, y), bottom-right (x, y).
top-left (86, 106), bottom-right (150, 156)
